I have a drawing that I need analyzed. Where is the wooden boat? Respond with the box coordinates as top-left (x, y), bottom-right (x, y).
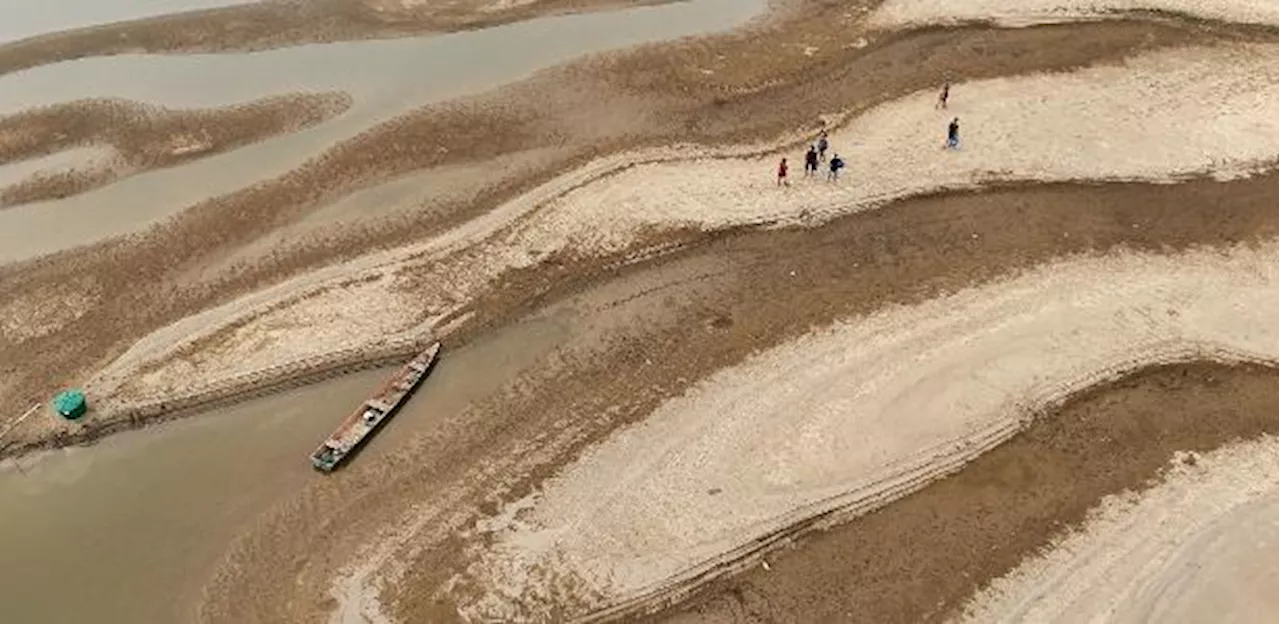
top-left (310, 342), bottom-right (441, 472)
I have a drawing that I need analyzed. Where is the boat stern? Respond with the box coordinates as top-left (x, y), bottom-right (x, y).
top-left (310, 443), bottom-right (343, 472)
top-left (310, 455), bottom-right (337, 472)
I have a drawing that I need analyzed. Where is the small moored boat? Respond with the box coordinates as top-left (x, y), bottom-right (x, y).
top-left (310, 342), bottom-right (441, 472)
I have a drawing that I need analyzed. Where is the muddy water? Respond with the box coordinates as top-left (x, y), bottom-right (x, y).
top-left (0, 0), bottom-right (251, 43)
top-left (0, 311), bottom-right (571, 623)
top-left (0, 145), bottom-right (115, 187)
top-left (0, 0), bottom-right (763, 113)
top-left (0, 0), bottom-right (766, 263)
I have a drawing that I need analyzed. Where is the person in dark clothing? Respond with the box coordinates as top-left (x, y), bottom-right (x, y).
top-left (804, 145), bottom-right (819, 177)
top-left (945, 117), bottom-right (960, 149)
top-left (817, 131), bottom-right (829, 162)
top-left (827, 154), bottom-right (845, 181)
top-left (936, 80), bottom-right (951, 109)
top-left (777, 157), bottom-right (789, 186)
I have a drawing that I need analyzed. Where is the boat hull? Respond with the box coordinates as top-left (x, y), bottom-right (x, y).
top-left (310, 342), bottom-right (441, 472)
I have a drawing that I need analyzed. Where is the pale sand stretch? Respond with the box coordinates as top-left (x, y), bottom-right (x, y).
top-left (88, 43), bottom-right (1277, 404)
top-left (957, 436), bottom-right (1278, 624)
top-left (867, 0), bottom-right (1280, 28)
top-left (449, 242), bottom-right (1279, 621)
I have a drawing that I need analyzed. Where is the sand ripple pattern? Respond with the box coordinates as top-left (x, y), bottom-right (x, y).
top-left (532, 43), bottom-right (1276, 250)
top-left (958, 437), bottom-right (1278, 624)
top-left (451, 243), bottom-right (1278, 621)
top-left (93, 42), bottom-right (1279, 403)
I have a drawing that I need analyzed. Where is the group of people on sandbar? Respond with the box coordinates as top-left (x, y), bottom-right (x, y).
top-left (776, 80), bottom-right (960, 187)
top-left (777, 130), bottom-right (844, 187)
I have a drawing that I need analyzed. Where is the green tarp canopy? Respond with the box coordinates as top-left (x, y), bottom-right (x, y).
top-left (53, 389), bottom-right (87, 420)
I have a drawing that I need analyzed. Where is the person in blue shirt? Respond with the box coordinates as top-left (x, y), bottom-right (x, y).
top-left (827, 154), bottom-right (845, 181)
top-left (946, 117), bottom-right (960, 149)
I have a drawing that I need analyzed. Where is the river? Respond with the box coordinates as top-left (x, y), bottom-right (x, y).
top-left (0, 0), bottom-right (766, 263)
top-left (0, 0), bottom-right (766, 619)
top-left (0, 301), bottom-right (571, 622)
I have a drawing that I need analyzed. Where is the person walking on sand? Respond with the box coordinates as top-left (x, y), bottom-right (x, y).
top-left (945, 117), bottom-right (960, 150)
top-left (777, 157), bottom-right (789, 186)
top-left (936, 80), bottom-right (951, 110)
top-left (817, 131), bottom-right (830, 162)
top-left (804, 145), bottom-right (819, 177)
top-left (827, 154), bottom-right (845, 181)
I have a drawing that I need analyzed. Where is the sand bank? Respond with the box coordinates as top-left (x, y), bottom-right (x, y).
top-left (92, 42), bottom-right (1277, 403)
top-left (0, 146), bottom-right (118, 189)
top-left (449, 242), bottom-right (1278, 620)
top-left (653, 361), bottom-right (1276, 623)
top-left (0, 0), bottom-right (251, 43)
top-left (957, 436), bottom-right (1277, 624)
top-left (868, 0), bottom-right (1280, 28)
top-left (0, 0), bottom-right (764, 263)
top-left (0, 0), bottom-right (681, 78)
top-left (0, 93), bottom-right (351, 209)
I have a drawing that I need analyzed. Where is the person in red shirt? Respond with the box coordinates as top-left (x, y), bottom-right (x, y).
top-left (777, 157), bottom-right (789, 186)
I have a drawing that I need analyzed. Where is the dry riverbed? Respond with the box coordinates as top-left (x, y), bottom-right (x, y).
top-left (0, 93), bottom-right (351, 207)
top-left (0, 0), bottom-right (1275, 622)
top-left (0, 6), bottom-right (1249, 452)
top-left (0, 0), bottom-right (678, 76)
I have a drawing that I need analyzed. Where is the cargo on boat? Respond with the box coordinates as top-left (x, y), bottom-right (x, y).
top-left (310, 342), bottom-right (441, 472)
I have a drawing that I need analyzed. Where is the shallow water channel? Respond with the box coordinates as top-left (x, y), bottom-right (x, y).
top-left (0, 311), bottom-right (570, 622)
top-left (0, 1), bottom-right (764, 619)
top-left (0, 0), bottom-right (253, 43)
top-left (0, 0), bottom-right (765, 263)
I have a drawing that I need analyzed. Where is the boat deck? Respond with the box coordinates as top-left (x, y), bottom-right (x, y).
top-left (310, 342), bottom-right (441, 471)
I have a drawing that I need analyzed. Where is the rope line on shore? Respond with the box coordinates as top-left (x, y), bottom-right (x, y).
top-left (1, 335), bottom-right (435, 459)
top-left (0, 403), bottom-right (41, 446)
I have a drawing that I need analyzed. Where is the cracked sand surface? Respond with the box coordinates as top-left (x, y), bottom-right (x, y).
top-left (93, 42), bottom-right (1279, 403)
top-left (452, 242), bottom-right (1278, 620)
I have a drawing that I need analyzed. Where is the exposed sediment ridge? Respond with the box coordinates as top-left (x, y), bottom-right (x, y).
top-left (0, 0), bottom-right (1276, 621)
top-left (85, 41), bottom-right (1280, 405)
top-left (195, 168), bottom-right (1277, 621)
top-left (868, 0), bottom-right (1280, 28)
top-left (446, 242), bottom-right (1278, 621)
top-left (10, 29), bottom-right (1280, 450)
top-left (0, 0), bottom-right (678, 77)
top-left (957, 438), bottom-right (1278, 624)
top-left (0, 93), bottom-right (352, 208)
top-left (0, 0), bottom-right (776, 263)
top-left (1, 14), bottom-right (1270, 455)
top-left (659, 363), bottom-right (1278, 623)
top-left (601, 370), bottom-right (1280, 624)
